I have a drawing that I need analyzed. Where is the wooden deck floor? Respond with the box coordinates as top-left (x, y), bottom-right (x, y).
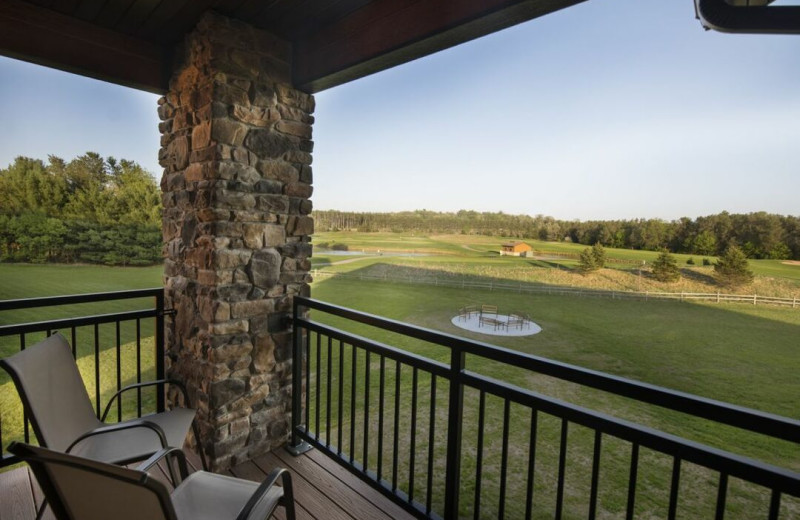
top-left (0, 447), bottom-right (414, 520)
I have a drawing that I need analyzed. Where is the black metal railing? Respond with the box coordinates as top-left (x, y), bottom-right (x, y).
top-left (290, 296), bottom-right (800, 520)
top-left (0, 288), bottom-right (168, 467)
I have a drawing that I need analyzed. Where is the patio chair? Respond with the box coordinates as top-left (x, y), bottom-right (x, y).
top-left (0, 333), bottom-right (206, 470)
top-left (8, 442), bottom-right (296, 520)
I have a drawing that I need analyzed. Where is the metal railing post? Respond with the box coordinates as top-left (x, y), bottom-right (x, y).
top-left (288, 297), bottom-right (312, 455)
top-left (155, 291), bottom-right (166, 413)
top-left (444, 347), bottom-right (465, 519)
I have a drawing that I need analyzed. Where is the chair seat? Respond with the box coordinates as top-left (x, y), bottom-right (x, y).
top-left (172, 472), bottom-right (283, 520)
top-left (70, 408), bottom-right (197, 464)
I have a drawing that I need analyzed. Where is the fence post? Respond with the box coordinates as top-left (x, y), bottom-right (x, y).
top-left (754, 294), bottom-right (757, 305)
top-left (794, 297), bottom-right (797, 309)
top-left (444, 347), bottom-right (465, 519)
top-left (717, 292), bottom-right (720, 304)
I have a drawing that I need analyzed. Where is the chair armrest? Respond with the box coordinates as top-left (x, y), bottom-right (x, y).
top-left (136, 447), bottom-right (190, 484)
top-left (101, 378), bottom-right (192, 422)
top-left (236, 468), bottom-right (295, 520)
top-left (66, 419), bottom-right (169, 454)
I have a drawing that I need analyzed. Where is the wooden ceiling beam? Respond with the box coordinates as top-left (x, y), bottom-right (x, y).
top-left (0, 0), bottom-right (168, 94)
top-left (292, 0), bottom-right (585, 93)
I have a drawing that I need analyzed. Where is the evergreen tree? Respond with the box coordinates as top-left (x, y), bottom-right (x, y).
top-left (651, 250), bottom-right (681, 282)
top-left (591, 242), bottom-right (606, 268)
top-left (714, 244), bottom-right (754, 288)
top-left (578, 247), bottom-right (598, 274)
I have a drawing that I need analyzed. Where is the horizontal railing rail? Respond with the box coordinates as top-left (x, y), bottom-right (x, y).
top-left (0, 288), bottom-right (167, 467)
top-left (291, 296), bottom-right (800, 520)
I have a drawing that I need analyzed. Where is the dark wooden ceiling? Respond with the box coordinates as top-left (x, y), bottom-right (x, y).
top-left (0, 0), bottom-right (585, 94)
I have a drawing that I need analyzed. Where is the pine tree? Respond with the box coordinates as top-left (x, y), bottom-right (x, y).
top-left (578, 247), bottom-right (598, 274)
top-left (591, 242), bottom-right (606, 268)
top-left (651, 250), bottom-right (681, 282)
top-left (714, 244), bottom-right (754, 288)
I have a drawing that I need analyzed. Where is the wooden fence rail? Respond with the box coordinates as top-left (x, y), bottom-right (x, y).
top-left (311, 269), bottom-right (799, 309)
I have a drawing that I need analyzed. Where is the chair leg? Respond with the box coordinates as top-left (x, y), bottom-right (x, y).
top-left (192, 422), bottom-right (208, 471)
top-left (35, 499), bottom-right (47, 520)
top-left (281, 471), bottom-right (297, 520)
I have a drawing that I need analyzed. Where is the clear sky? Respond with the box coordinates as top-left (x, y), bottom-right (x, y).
top-left (0, 0), bottom-right (798, 221)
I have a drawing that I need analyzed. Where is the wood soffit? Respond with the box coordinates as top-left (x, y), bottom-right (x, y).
top-left (0, 0), bottom-right (585, 94)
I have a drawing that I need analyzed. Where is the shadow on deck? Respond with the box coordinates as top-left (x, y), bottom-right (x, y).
top-left (0, 447), bottom-right (414, 520)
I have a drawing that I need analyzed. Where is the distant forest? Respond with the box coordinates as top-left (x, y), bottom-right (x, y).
top-left (2, 153), bottom-right (798, 264)
top-left (0, 153), bottom-right (161, 265)
top-left (314, 210), bottom-right (800, 260)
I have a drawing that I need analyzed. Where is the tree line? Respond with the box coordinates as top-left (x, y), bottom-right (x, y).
top-left (314, 210), bottom-right (800, 260)
top-left (0, 153), bottom-right (161, 265)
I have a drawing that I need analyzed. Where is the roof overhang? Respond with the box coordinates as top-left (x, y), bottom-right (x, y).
top-left (0, 0), bottom-right (585, 95)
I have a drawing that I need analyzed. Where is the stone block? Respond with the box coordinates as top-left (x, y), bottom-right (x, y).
top-left (244, 129), bottom-right (293, 159)
top-left (209, 319), bottom-right (249, 335)
top-left (213, 249), bottom-right (252, 269)
top-left (250, 249), bottom-right (281, 288)
top-left (285, 182), bottom-right (313, 198)
top-left (231, 299), bottom-right (274, 319)
top-left (257, 159), bottom-right (298, 183)
top-left (276, 120), bottom-right (312, 139)
top-left (211, 119), bottom-right (248, 146)
top-left (232, 105), bottom-right (278, 127)
top-left (210, 378), bottom-right (246, 409)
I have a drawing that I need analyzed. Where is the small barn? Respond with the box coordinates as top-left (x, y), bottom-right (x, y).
top-left (500, 241), bottom-right (532, 257)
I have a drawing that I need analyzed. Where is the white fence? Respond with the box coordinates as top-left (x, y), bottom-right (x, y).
top-left (311, 269), bottom-right (800, 309)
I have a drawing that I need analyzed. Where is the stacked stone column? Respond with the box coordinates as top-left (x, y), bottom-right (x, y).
top-left (158, 12), bottom-right (313, 470)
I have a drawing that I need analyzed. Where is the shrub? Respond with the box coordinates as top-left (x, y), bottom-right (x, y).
top-left (331, 243), bottom-right (349, 251)
top-left (686, 257), bottom-right (695, 265)
top-left (714, 244), bottom-right (754, 288)
top-left (652, 250), bottom-right (681, 283)
top-left (591, 243), bottom-right (606, 268)
top-left (702, 258), bottom-right (712, 266)
top-left (577, 247), bottom-right (598, 275)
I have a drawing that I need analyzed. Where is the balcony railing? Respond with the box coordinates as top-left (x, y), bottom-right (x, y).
top-left (0, 288), bottom-right (168, 467)
top-left (290, 296), bottom-right (800, 520)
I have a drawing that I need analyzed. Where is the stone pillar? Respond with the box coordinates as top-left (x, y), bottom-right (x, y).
top-left (158, 11), bottom-right (314, 471)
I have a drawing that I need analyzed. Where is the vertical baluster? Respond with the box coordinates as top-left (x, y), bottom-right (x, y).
top-left (525, 409), bottom-right (538, 520)
top-left (350, 343), bottom-right (357, 463)
top-left (135, 319), bottom-right (142, 417)
top-left (626, 443), bottom-right (640, 520)
top-left (94, 323), bottom-right (101, 418)
top-left (326, 336), bottom-right (332, 447)
top-left (555, 419), bottom-right (568, 519)
top-left (473, 391), bottom-right (486, 520)
top-left (315, 332), bottom-right (321, 441)
top-left (20, 334), bottom-right (30, 443)
top-left (305, 330), bottom-right (311, 434)
top-left (588, 430), bottom-right (602, 520)
top-left (715, 473), bottom-right (728, 520)
top-left (364, 350), bottom-right (371, 471)
top-left (499, 399), bottom-right (510, 519)
top-left (668, 457), bottom-right (681, 520)
top-left (378, 355), bottom-right (385, 482)
top-left (70, 328), bottom-right (77, 358)
top-left (115, 321), bottom-right (122, 422)
top-left (392, 361), bottom-right (401, 492)
top-left (768, 490), bottom-right (781, 520)
top-left (426, 374), bottom-right (437, 515)
top-left (338, 340), bottom-right (344, 455)
top-left (409, 367), bottom-right (418, 503)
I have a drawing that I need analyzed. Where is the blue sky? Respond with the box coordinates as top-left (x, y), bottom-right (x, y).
top-left (0, 0), bottom-right (798, 221)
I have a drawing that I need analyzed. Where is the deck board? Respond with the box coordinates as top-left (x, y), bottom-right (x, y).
top-left (0, 465), bottom-right (36, 520)
top-left (0, 447), bottom-right (412, 520)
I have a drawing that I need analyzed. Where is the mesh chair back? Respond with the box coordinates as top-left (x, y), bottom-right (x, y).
top-left (0, 333), bottom-right (102, 451)
top-left (9, 442), bottom-right (175, 520)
